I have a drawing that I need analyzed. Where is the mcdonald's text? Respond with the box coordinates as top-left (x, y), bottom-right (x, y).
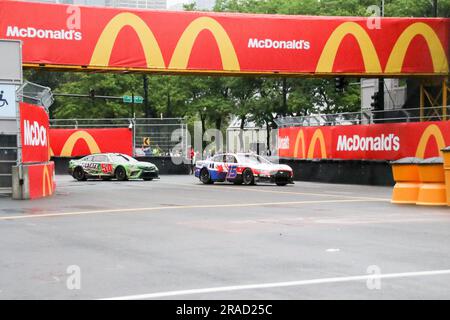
top-left (247, 38), bottom-right (310, 50)
top-left (6, 26), bottom-right (82, 41)
top-left (23, 120), bottom-right (48, 147)
top-left (20, 103), bottom-right (51, 164)
top-left (336, 134), bottom-right (400, 152)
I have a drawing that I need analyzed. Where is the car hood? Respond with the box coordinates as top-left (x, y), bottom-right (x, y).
top-left (135, 161), bottom-right (157, 169)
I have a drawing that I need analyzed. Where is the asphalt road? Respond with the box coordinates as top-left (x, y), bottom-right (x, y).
top-left (0, 175), bottom-right (449, 299)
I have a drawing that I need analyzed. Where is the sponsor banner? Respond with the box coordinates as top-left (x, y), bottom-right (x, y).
top-left (27, 161), bottom-right (55, 199)
top-left (0, 1), bottom-right (448, 75)
top-left (20, 102), bottom-right (50, 163)
top-left (49, 128), bottom-right (133, 157)
top-left (278, 121), bottom-right (450, 160)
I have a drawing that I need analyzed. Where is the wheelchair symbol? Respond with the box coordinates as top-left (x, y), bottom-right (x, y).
top-left (0, 91), bottom-right (9, 108)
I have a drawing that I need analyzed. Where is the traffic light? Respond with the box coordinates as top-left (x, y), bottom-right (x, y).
top-left (335, 77), bottom-right (346, 92)
top-left (370, 92), bottom-right (380, 110)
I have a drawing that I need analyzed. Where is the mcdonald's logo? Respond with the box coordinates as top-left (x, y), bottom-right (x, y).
top-left (415, 124), bottom-right (446, 159)
top-left (316, 22), bottom-right (449, 74)
top-left (293, 128), bottom-right (327, 159)
top-left (90, 13), bottom-right (240, 71)
top-left (60, 131), bottom-right (101, 157)
top-left (42, 164), bottom-right (53, 197)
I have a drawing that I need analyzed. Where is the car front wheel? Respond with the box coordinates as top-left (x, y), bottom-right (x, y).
top-left (200, 168), bottom-right (213, 184)
top-left (115, 166), bottom-right (128, 181)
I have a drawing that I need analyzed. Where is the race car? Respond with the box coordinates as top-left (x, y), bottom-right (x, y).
top-left (68, 153), bottom-right (159, 181)
top-left (194, 153), bottom-right (294, 186)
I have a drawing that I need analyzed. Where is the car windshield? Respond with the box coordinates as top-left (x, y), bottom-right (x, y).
top-left (236, 154), bottom-right (272, 165)
top-left (110, 154), bottom-right (138, 164)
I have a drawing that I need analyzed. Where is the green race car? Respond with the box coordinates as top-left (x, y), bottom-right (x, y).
top-left (68, 153), bottom-right (159, 181)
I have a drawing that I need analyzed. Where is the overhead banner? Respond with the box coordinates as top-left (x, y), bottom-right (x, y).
top-left (278, 121), bottom-right (450, 161)
top-left (20, 102), bottom-right (50, 163)
top-left (49, 128), bottom-right (133, 157)
top-left (0, 1), bottom-right (448, 76)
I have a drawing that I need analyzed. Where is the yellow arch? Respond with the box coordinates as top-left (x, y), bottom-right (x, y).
top-left (42, 165), bottom-right (53, 197)
top-left (307, 129), bottom-right (327, 159)
top-left (90, 12), bottom-right (165, 68)
top-left (60, 131), bottom-right (101, 157)
top-left (385, 22), bottom-right (449, 74)
top-left (293, 129), bottom-right (306, 158)
top-left (316, 22), bottom-right (382, 74)
top-left (169, 17), bottom-right (240, 71)
top-left (415, 124), bottom-right (446, 159)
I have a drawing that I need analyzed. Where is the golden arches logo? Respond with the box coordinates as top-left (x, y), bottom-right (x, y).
top-left (316, 21), bottom-right (449, 74)
top-left (90, 13), bottom-right (240, 71)
top-left (42, 165), bottom-right (53, 197)
top-left (316, 22), bottom-right (382, 73)
top-left (60, 131), bottom-right (101, 157)
top-left (293, 129), bottom-right (327, 159)
top-left (415, 124), bottom-right (446, 159)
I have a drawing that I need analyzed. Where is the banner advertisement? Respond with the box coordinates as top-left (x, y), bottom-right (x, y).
top-left (49, 128), bottom-right (133, 157)
top-left (27, 161), bottom-right (55, 199)
top-left (278, 121), bottom-right (450, 161)
top-left (0, 0), bottom-right (448, 76)
top-left (20, 102), bottom-right (50, 163)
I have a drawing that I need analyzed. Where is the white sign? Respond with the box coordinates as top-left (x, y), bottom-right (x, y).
top-left (0, 84), bottom-right (17, 118)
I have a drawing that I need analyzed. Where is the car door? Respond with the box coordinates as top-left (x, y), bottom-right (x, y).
top-left (91, 154), bottom-right (108, 176)
top-left (225, 155), bottom-right (239, 180)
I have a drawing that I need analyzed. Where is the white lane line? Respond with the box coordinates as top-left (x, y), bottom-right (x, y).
top-left (156, 181), bottom-right (390, 201)
top-left (0, 199), bottom-right (381, 221)
top-left (101, 269), bottom-right (450, 300)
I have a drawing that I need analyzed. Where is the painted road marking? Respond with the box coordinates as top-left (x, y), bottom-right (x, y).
top-left (101, 269), bottom-right (450, 300)
top-left (0, 199), bottom-right (384, 221)
top-left (156, 181), bottom-right (390, 201)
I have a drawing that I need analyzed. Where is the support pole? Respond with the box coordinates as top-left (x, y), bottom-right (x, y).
top-left (443, 78), bottom-right (447, 121)
top-left (420, 83), bottom-right (424, 122)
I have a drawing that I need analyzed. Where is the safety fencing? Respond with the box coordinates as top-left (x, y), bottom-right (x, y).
top-left (49, 117), bottom-right (188, 158)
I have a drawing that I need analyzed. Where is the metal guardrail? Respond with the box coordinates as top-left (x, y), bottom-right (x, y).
top-left (274, 106), bottom-right (449, 127)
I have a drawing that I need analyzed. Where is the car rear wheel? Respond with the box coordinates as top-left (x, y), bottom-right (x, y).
top-left (73, 167), bottom-right (87, 181)
top-left (242, 168), bottom-right (255, 185)
top-left (200, 168), bottom-right (213, 184)
top-left (115, 166), bottom-right (128, 181)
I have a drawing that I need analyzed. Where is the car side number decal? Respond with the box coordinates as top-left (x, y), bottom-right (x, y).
top-left (101, 164), bottom-right (113, 174)
top-left (227, 165), bottom-right (237, 179)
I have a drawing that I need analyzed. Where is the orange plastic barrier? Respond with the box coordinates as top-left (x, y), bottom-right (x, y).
top-left (391, 158), bottom-right (421, 204)
top-left (416, 157), bottom-right (447, 206)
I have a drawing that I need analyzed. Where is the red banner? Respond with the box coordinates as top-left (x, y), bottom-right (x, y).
top-left (27, 161), bottom-right (55, 199)
top-left (49, 128), bottom-right (133, 157)
top-left (20, 102), bottom-right (50, 163)
top-left (278, 121), bottom-right (450, 161)
top-left (0, 1), bottom-right (448, 76)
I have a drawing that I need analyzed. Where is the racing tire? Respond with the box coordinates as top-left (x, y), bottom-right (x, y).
top-left (276, 182), bottom-right (288, 186)
top-left (143, 178), bottom-right (153, 181)
top-left (200, 168), bottom-right (213, 185)
top-left (242, 168), bottom-right (255, 185)
top-left (115, 166), bottom-right (128, 181)
top-left (73, 167), bottom-right (87, 181)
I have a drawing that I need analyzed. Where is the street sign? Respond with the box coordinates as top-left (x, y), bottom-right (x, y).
top-left (143, 137), bottom-right (150, 147)
top-left (123, 95), bottom-right (144, 104)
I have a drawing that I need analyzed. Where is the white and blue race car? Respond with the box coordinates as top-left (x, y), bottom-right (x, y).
top-left (194, 153), bottom-right (294, 186)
